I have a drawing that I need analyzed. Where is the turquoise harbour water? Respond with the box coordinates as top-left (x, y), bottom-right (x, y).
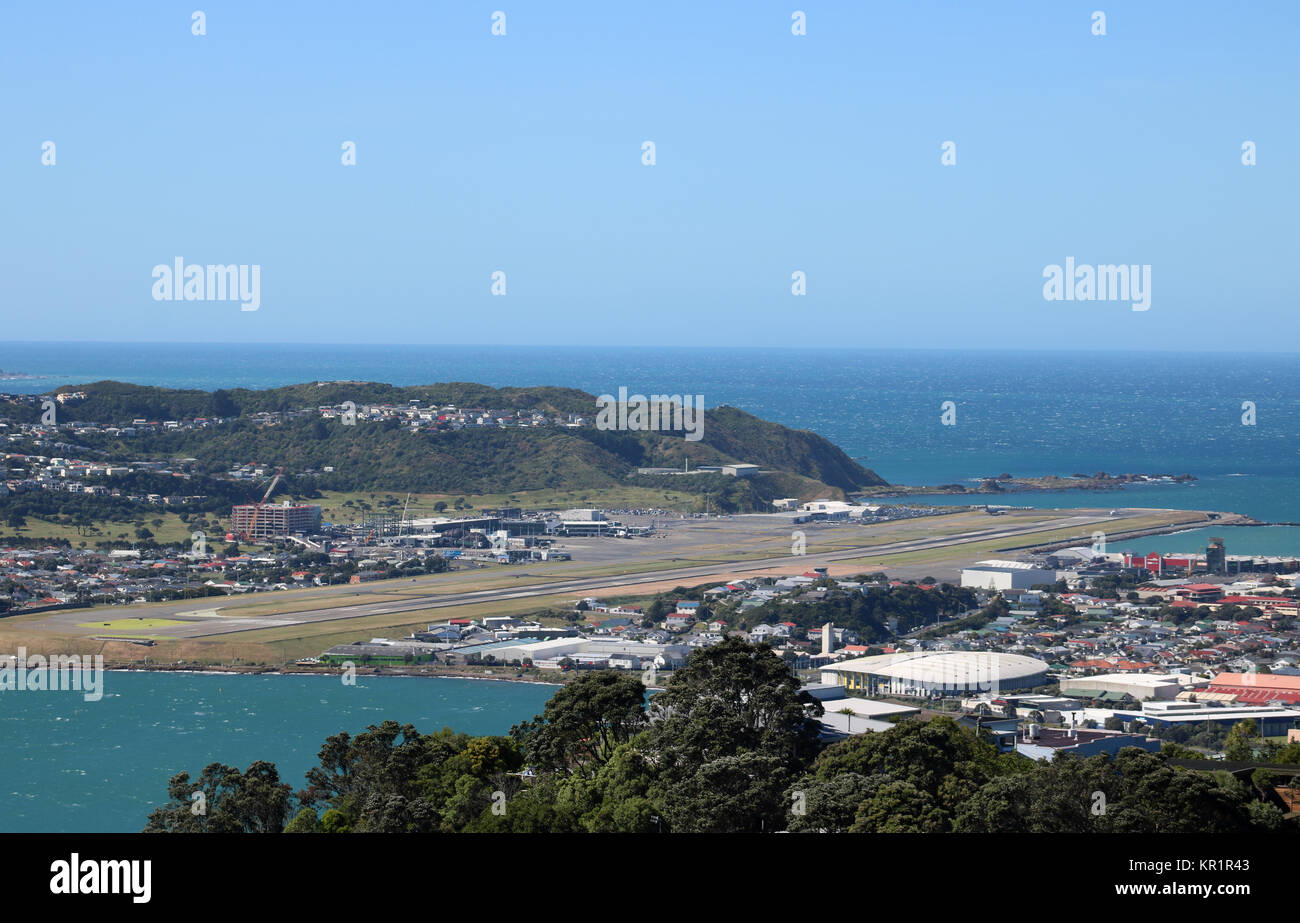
top-left (1108, 525), bottom-right (1300, 557)
top-left (0, 671), bottom-right (556, 833)
top-left (3, 343), bottom-right (1300, 831)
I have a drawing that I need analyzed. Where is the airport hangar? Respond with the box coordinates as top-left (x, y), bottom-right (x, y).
top-left (960, 560), bottom-right (1058, 591)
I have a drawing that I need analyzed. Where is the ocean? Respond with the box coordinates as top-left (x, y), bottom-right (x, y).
top-left (3, 342), bottom-right (1299, 831)
top-left (0, 671), bottom-right (556, 833)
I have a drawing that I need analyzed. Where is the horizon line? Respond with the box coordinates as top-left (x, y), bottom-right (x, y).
top-left (4, 341), bottom-right (1300, 358)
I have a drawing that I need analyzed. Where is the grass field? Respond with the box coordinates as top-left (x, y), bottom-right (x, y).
top-left (0, 510), bottom-right (203, 547)
top-left (78, 618), bottom-right (186, 630)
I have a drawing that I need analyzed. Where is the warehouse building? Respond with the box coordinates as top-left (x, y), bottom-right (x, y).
top-left (465, 637), bottom-right (690, 671)
top-left (960, 560), bottom-right (1057, 591)
top-left (1059, 672), bottom-right (1192, 702)
top-left (1113, 701), bottom-right (1300, 738)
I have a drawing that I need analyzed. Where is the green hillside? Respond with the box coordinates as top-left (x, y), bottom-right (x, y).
top-left (4, 381), bottom-right (887, 509)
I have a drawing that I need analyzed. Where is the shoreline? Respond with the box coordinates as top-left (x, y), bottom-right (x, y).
top-left (856, 472), bottom-right (1198, 499)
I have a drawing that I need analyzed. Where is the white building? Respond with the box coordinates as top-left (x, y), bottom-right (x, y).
top-left (960, 560), bottom-right (1057, 591)
top-left (1058, 672), bottom-right (1193, 702)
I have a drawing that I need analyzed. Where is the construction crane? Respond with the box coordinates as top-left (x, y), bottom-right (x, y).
top-left (399, 493), bottom-right (412, 538)
top-left (241, 466), bottom-right (285, 542)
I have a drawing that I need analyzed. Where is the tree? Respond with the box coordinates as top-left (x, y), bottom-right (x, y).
top-left (1271, 741), bottom-right (1300, 765)
top-left (1223, 719), bottom-right (1262, 761)
top-left (811, 716), bottom-right (1012, 821)
top-left (645, 597), bottom-right (670, 624)
top-left (953, 748), bottom-right (1268, 834)
top-left (645, 638), bottom-right (823, 779)
top-left (512, 671), bottom-right (647, 775)
top-left (319, 808), bottom-right (352, 833)
top-left (952, 755), bottom-right (1110, 833)
top-left (1251, 768), bottom-right (1277, 793)
top-left (283, 807), bottom-right (320, 833)
top-left (143, 761), bottom-right (292, 833)
top-left (1107, 749), bottom-right (1265, 833)
top-left (300, 721), bottom-right (425, 812)
top-left (655, 751), bottom-right (790, 833)
top-left (577, 743), bottom-right (660, 832)
top-left (785, 772), bottom-right (881, 833)
top-left (850, 779), bottom-right (947, 833)
top-left (211, 389), bottom-right (238, 417)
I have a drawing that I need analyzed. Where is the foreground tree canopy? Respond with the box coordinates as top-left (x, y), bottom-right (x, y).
top-left (143, 641), bottom-right (1295, 834)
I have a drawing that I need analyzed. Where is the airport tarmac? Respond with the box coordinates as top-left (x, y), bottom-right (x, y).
top-left (10, 505), bottom-right (1222, 642)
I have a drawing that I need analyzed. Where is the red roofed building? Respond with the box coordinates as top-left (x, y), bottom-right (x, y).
top-left (1174, 584), bottom-right (1225, 603)
top-left (1124, 553), bottom-right (1202, 574)
top-left (1069, 658), bottom-right (1116, 671)
top-left (1216, 595), bottom-right (1299, 616)
top-left (1207, 672), bottom-right (1300, 705)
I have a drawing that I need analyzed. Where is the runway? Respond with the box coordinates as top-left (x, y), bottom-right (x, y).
top-left (20, 508), bottom-right (1156, 640)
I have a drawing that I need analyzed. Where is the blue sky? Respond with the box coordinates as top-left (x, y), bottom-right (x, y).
top-left (2, 1), bottom-right (1297, 349)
